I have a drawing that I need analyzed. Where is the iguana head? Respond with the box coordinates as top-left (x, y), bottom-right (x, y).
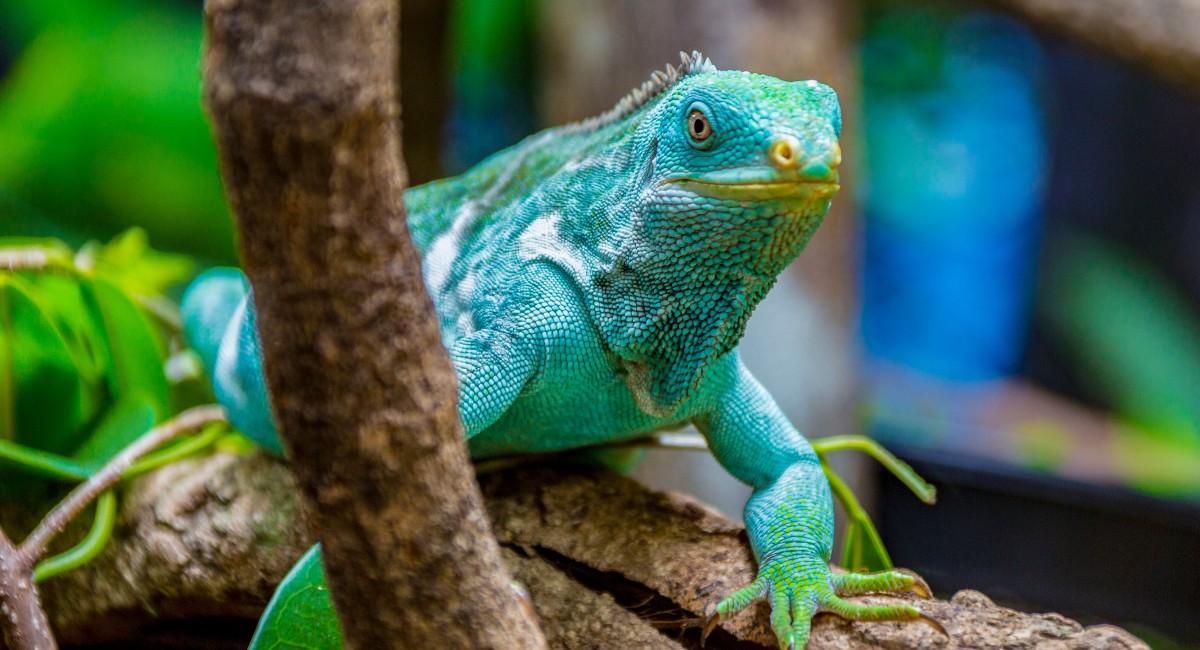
top-left (590, 52), bottom-right (843, 417)
top-left (637, 59), bottom-right (842, 279)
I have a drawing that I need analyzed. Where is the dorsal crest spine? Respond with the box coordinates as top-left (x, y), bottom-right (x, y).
top-left (563, 50), bottom-right (717, 133)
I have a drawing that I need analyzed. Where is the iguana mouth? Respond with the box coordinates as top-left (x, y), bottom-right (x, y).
top-left (663, 177), bottom-right (839, 201)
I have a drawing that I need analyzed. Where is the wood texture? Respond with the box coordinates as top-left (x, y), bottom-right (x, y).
top-left (201, 0), bottom-right (543, 646)
top-left (21, 453), bottom-right (1151, 650)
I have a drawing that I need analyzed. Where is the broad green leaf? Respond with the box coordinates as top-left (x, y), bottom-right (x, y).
top-left (839, 515), bottom-right (893, 573)
top-left (19, 272), bottom-right (109, 420)
top-left (1, 274), bottom-right (89, 454)
top-left (83, 276), bottom-right (170, 417)
top-left (71, 396), bottom-right (155, 465)
top-left (250, 544), bottom-right (345, 650)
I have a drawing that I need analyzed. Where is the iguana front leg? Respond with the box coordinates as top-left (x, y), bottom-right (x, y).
top-left (181, 268), bottom-right (540, 452)
top-left (695, 357), bottom-right (929, 649)
top-left (449, 328), bottom-right (539, 438)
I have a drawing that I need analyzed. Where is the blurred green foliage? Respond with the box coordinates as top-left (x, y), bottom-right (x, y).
top-left (0, 0), bottom-right (235, 263)
top-left (0, 229), bottom-right (212, 491)
top-left (1047, 235), bottom-right (1200, 445)
top-left (1044, 233), bottom-right (1200, 498)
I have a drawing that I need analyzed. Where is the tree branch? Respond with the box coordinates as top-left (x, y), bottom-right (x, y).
top-left (201, 0), bottom-right (544, 647)
top-left (0, 405), bottom-right (227, 650)
top-left (980, 0), bottom-right (1200, 94)
top-left (22, 454), bottom-right (1149, 649)
top-left (0, 528), bottom-right (53, 650)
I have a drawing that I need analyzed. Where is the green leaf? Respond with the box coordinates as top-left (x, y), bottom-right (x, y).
top-left (84, 276), bottom-right (171, 417)
top-left (0, 439), bottom-right (92, 482)
top-left (1, 274), bottom-right (89, 453)
top-left (1046, 235), bottom-right (1200, 445)
top-left (19, 272), bottom-right (109, 420)
top-left (81, 228), bottom-right (195, 298)
top-left (250, 544), bottom-right (345, 650)
top-left (839, 516), bottom-right (893, 573)
top-left (71, 396), bottom-right (155, 465)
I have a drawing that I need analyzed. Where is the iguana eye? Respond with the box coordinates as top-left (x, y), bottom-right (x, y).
top-left (687, 109), bottom-right (712, 143)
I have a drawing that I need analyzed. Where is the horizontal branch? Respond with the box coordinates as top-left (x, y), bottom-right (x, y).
top-left (981, 0), bottom-right (1200, 93)
top-left (12, 453), bottom-right (1149, 649)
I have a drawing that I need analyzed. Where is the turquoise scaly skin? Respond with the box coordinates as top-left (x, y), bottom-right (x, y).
top-left (184, 52), bottom-right (929, 648)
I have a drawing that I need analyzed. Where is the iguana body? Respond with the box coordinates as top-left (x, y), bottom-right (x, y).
top-left (184, 52), bottom-right (928, 649)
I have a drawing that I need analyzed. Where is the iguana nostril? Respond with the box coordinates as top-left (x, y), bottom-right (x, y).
top-left (798, 141), bottom-right (841, 181)
top-left (769, 137), bottom-right (799, 169)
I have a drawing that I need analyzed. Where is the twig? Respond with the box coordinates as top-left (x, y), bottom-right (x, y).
top-left (0, 527), bottom-right (55, 650)
top-left (0, 405), bottom-right (226, 650)
top-left (811, 435), bottom-right (936, 504)
top-left (18, 405), bottom-right (226, 564)
top-left (0, 249), bottom-right (50, 272)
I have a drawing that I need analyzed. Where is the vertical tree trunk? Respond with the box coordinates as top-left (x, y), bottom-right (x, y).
top-left (201, 0), bottom-right (545, 647)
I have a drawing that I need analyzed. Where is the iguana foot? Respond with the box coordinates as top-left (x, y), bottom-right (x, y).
top-left (702, 564), bottom-right (942, 649)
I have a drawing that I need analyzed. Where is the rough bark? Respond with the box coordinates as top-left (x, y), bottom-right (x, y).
top-left (22, 453), bottom-right (1150, 650)
top-left (201, 0), bottom-right (543, 647)
top-left (980, 0), bottom-right (1200, 94)
top-left (0, 528), bottom-right (54, 650)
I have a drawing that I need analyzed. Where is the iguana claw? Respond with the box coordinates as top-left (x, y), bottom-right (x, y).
top-left (917, 612), bottom-right (949, 637)
top-left (700, 608), bottom-right (720, 647)
top-left (707, 565), bottom-right (941, 649)
top-left (890, 567), bottom-right (932, 599)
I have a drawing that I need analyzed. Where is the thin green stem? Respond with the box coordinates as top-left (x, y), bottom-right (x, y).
top-left (0, 440), bottom-right (93, 481)
top-left (19, 404), bottom-right (226, 564)
top-left (821, 461), bottom-right (893, 570)
top-left (124, 424), bottom-right (224, 479)
top-left (812, 435), bottom-right (936, 504)
top-left (32, 491), bottom-right (117, 582)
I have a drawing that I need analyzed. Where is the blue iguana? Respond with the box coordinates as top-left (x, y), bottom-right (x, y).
top-left (184, 51), bottom-right (932, 649)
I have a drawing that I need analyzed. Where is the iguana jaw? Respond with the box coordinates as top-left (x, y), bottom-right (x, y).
top-left (660, 168), bottom-right (839, 201)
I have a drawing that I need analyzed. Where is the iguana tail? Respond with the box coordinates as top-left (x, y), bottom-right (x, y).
top-left (181, 268), bottom-right (284, 456)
